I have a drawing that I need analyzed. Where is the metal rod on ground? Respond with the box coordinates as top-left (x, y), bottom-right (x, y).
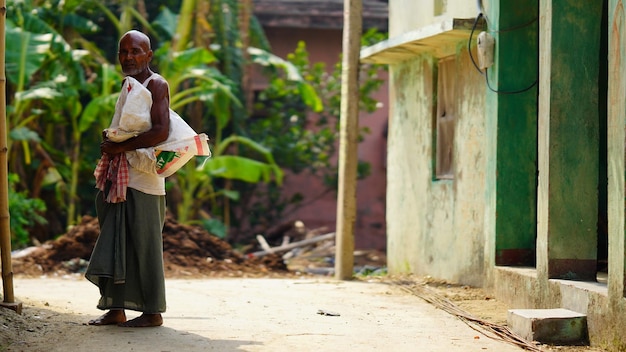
top-left (248, 232), bottom-right (336, 258)
top-left (335, 0), bottom-right (362, 280)
top-left (0, 0), bottom-right (21, 314)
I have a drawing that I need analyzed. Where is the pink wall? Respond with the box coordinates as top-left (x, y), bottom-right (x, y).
top-left (260, 27), bottom-right (389, 250)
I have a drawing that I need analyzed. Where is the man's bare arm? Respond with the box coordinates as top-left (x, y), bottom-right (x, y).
top-left (101, 77), bottom-right (171, 155)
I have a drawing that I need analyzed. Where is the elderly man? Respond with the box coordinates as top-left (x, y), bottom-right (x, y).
top-left (85, 30), bottom-right (170, 328)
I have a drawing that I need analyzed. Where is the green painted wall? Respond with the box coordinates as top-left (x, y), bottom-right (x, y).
top-left (487, 1), bottom-right (540, 265)
top-left (540, 1), bottom-right (602, 280)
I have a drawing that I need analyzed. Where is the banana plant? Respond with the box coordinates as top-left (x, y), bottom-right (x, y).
top-left (150, 2), bottom-right (325, 228)
top-left (5, 13), bottom-right (66, 203)
top-left (150, 42), bottom-right (283, 223)
top-left (86, 0), bottom-right (158, 40)
top-left (65, 64), bottom-right (121, 224)
top-left (6, 2), bottom-right (121, 228)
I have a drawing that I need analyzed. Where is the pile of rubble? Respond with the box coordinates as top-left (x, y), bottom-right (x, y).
top-left (11, 215), bottom-right (289, 278)
top-left (10, 214), bottom-right (387, 279)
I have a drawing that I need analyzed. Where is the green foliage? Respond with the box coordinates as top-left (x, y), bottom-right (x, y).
top-left (200, 218), bottom-right (228, 239)
top-left (8, 174), bottom-right (47, 249)
top-left (148, 32), bottom-right (286, 225)
top-left (0, 2), bottom-right (128, 241)
top-left (3, 0), bottom-right (387, 247)
top-left (237, 37), bottom-right (385, 236)
top-left (5, 0), bottom-right (124, 234)
top-left (251, 39), bottom-right (384, 176)
top-left (354, 266), bottom-right (388, 278)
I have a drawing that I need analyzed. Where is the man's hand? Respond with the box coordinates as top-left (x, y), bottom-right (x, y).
top-left (101, 138), bottom-right (125, 155)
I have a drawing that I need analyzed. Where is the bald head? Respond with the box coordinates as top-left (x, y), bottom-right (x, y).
top-left (120, 30), bottom-right (151, 51)
top-left (118, 30), bottom-right (153, 77)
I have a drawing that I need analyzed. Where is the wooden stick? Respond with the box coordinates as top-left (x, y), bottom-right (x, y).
top-left (256, 234), bottom-right (274, 253)
top-left (248, 232), bottom-right (336, 258)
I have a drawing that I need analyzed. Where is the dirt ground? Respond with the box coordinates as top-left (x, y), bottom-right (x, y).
top-left (0, 216), bottom-right (607, 351)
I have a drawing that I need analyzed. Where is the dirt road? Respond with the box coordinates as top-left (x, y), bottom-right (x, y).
top-left (4, 276), bottom-right (528, 352)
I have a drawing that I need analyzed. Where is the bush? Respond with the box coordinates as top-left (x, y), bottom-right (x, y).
top-left (8, 174), bottom-right (47, 249)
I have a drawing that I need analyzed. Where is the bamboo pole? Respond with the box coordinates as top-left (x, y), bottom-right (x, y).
top-left (0, 0), bottom-right (21, 314)
top-left (335, 0), bottom-right (362, 280)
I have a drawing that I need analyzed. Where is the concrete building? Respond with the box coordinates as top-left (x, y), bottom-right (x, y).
top-left (361, 0), bottom-right (626, 349)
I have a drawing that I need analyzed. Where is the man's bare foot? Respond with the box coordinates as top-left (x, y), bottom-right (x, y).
top-left (88, 310), bottom-right (126, 325)
top-left (117, 313), bottom-right (163, 327)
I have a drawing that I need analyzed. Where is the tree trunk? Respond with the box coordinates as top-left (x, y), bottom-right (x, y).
top-left (335, 0), bottom-right (362, 280)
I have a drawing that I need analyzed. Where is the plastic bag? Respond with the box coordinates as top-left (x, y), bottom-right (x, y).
top-left (154, 133), bottom-right (211, 177)
top-left (106, 75), bottom-right (211, 177)
top-left (106, 76), bottom-right (152, 142)
top-left (127, 109), bottom-right (211, 177)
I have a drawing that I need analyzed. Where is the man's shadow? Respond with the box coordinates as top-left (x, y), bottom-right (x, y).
top-left (3, 306), bottom-right (261, 352)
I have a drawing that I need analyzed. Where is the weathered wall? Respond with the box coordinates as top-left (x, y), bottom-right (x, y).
top-left (494, 1), bottom-right (626, 349)
top-left (602, 0), bottom-right (626, 349)
top-left (537, 0), bottom-right (602, 281)
top-left (485, 1), bottom-right (539, 268)
top-left (380, 0), bottom-right (626, 348)
top-left (495, 266), bottom-right (626, 350)
top-left (607, 0), bottom-right (626, 302)
top-left (386, 46), bottom-right (486, 286)
top-left (389, 0), bottom-right (478, 36)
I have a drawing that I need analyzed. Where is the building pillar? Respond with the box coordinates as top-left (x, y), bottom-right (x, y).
top-left (607, 0), bottom-right (626, 299)
top-left (486, 1), bottom-right (539, 267)
top-left (537, 0), bottom-right (603, 281)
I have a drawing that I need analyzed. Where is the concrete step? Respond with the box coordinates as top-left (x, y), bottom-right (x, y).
top-left (507, 308), bottom-right (588, 345)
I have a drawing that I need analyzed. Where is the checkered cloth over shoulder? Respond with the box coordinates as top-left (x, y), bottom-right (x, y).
top-left (94, 153), bottom-right (129, 203)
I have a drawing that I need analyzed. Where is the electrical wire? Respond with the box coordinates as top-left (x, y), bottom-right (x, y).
top-left (485, 70), bottom-right (537, 95)
top-left (468, 11), bottom-right (539, 95)
top-left (493, 16), bottom-right (538, 34)
top-left (476, 0), bottom-right (489, 25)
top-left (468, 13), bottom-right (486, 76)
top-left (391, 279), bottom-right (545, 352)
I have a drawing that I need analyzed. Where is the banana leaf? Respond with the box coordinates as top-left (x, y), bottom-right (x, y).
top-left (203, 155), bottom-right (283, 185)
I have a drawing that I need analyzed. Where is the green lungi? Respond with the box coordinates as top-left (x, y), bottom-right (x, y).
top-left (85, 188), bottom-right (167, 313)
